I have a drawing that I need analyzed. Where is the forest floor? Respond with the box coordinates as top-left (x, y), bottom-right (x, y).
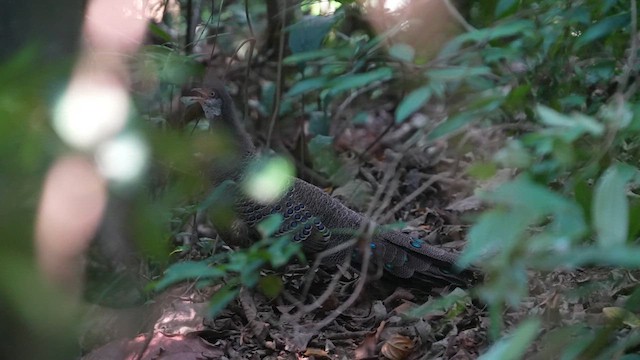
top-left (81, 75), bottom-right (639, 360)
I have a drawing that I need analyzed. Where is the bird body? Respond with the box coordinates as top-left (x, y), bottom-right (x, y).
top-left (188, 84), bottom-right (472, 286)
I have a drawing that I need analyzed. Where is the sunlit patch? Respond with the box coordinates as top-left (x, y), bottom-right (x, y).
top-left (53, 79), bottom-right (130, 150)
top-left (243, 156), bottom-right (294, 204)
top-left (381, 0), bottom-right (408, 11)
top-left (306, 0), bottom-right (340, 15)
top-left (95, 132), bottom-right (149, 184)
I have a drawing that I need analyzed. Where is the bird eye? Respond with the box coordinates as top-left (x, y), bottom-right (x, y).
top-left (210, 91), bottom-right (217, 98)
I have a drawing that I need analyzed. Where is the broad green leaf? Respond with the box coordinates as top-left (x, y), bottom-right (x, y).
top-left (574, 179), bottom-right (593, 223)
top-left (328, 67), bottom-right (393, 95)
top-left (493, 140), bottom-right (532, 168)
top-left (479, 319), bottom-right (540, 360)
top-left (427, 112), bottom-right (476, 140)
top-left (575, 13), bottom-right (630, 49)
top-left (603, 307), bottom-right (640, 328)
top-left (459, 208), bottom-right (530, 267)
top-left (308, 111), bottom-right (330, 136)
top-left (536, 105), bottom-right (604, 137)
top-left (388, 43), bottom-right (415, 62)
top-left (487, 177), bottom-right (586, 238)
top-left (467, 162), bottom-right (498, 180)
top-left (257, 214), bottom-right (284, 238)
top-left (628, 201), bottom-right (640, 240)
top-left (308, 134), bottom-right (342, 181)
top-left (283, 49), bottom-right (339, 64)
top-left (537, 246), bottom-right (640, 268)
top-left (598, 101), bottom-right (633, 129)
top-left (440, 20), bottom-right (534, 57)
top-left (288, 15), bottom-right (339, 54)
top-left (495, 0), bottom-right (519, 18)
top-left (199, 179), bottom-right (236, 211)
top-left (267, 236), bottom-right (301, 267)
top-left (593, 164), bottom-right (637, 247)
top-left (395, 85), bottom-right (432, 124)
top-left (427, 66), bottom-right (492, 81)
top-left (208, 285), bottom-right (239, 317)
top-left (286, 76), bottom-right (331, 97)
top-left (259, 274), bottom-right (284, 299)
top-left (155, 261), bottom-right (225, 291)
top-left (408, 288), bottom-right (470, 317)
top-left (504, 84), bottom-right (531, 109)
top-left (148, 23), bottom-right (173, 42)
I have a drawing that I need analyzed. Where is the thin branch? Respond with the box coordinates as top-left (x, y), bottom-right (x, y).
top-left (441, 0), bottom-right (476, 32)
top-left (266, 3), bottom-right (287, 148)
top-left (620, 0), bottom-right (639, 100)
top-left (242, 0), bottom-right (256, 122)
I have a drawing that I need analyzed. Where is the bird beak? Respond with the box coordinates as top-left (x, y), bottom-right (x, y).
top-left (191, 88), bottom-right (210, 98)
top-left (188, 88), bottom-right (222, 118)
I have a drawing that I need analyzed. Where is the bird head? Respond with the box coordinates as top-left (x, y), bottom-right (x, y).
top-left (189, 87), bottom-right (223, 119)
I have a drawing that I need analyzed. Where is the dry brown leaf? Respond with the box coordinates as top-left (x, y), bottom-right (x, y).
top-left (355, 321), bottom-right (387, 359)
top-left (304, 347), bottom-right (331, 359)
top-left (380, 334), bottom-right (416, 360)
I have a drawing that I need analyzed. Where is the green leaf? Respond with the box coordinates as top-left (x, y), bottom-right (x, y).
top-left (440, 20), bottom-right (534, 57)
top-left (468, 162), bottom-right (498, 180)
top-left (426, 66), bottom-right (492, 81)
top-left (148, 23), bottom-right (173, 42)
top-left (536, 105), bottom-right (604, 138)
top-left (537, 246), bottom-right (640, 268)
top-left (629, 201), bottom-right (640, 240)
top-left (504, 84), bottom-right (531, 110)
top-left (288, 15), bottom-right (339, 54)
top-left (494, 140), bottom-right (532, 168)
top-left (603, 307), bottom-right (640, 328)
top-left (575, 13), bottom-right (630, 49)
top-left (479, 319), bottom-right (540, 360)
top-left (259, 274), bottom-right (284, 299)
top-left (308, 135), bottom-right (342, 180)
top-left (574, 179), bottom-right (593, 223)
top-left (388, 43), bottom-right (415, 62)
top-left (286, 76), bottom-right (331, 97)
top-left (208, 285), bottom-right (239, 317)
top-left (283, 49), bottom-right (339, 64)
top-left (267, 236), bottom-right (301, 267)
top-left (461, 176), bottom-right (588, 266)
top-left (257, 214), bottom-right (284, 238)
top-left (395, 86), bottom-right (432, 124)
top-left (308, 111), bottom-right (330, 136)
top-left (593, 164), bottom-right (638, 247)
top-left (495, 0), bottom-right (519, 18)
top-left (427, 112), bottom-right (476, 140)
top-left (459, 208), bottom-right (530, 267)
top-left (155, 261), bottom-right (225, 291)
top-left (328, 67), bottom-right (393, 95)
top-left (199, 179), bottom-right (236, 211)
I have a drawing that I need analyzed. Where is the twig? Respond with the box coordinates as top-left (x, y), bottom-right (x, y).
top-left (266, 3), bottom-right (287, 148)
top-left (333, 81), bottom-right (384, 136)
top-left (210, 0), bottom-right (223, 63)
top-left (620, 0), bottom-right (639, 100)
top-left (242, 0), bottom-right (256, 121)
top-left (381, 173), bottom-right (447, 223)
top-left (441, 0), bottom-right (477, 32)
top-left (310, 231), bottom-right (373, 332)
top-left (300, 237), bottom-right (358, 300)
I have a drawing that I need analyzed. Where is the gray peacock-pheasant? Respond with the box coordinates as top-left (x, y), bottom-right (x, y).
top-left (186, 83), bottom-right (475, 287)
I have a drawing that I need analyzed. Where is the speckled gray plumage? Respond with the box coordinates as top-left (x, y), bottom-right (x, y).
top-left (197, 83), bottom-right (472, 286)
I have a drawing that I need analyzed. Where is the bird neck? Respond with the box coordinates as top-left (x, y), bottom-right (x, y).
top-left (217, 94), bottom-right (256, 159)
